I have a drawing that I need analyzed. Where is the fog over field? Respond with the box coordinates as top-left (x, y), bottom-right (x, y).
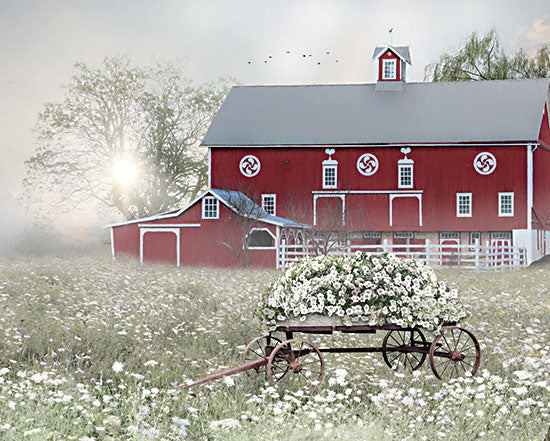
top-left (1, 0), bottom-right (549, 255)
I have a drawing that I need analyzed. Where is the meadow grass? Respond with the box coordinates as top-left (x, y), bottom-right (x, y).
top-left (0, 254), bottom-right (548, 440)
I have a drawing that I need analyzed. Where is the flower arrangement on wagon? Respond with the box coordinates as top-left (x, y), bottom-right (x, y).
top-left (258, 252), bottom-right (467, 332)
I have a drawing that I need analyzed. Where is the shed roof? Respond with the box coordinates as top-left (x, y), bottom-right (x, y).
top-left (105, 189), bottom-right (308, 229)
top-left (201, 78), bottom-right (550, 146)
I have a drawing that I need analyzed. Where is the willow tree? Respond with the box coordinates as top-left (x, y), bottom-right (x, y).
top-left (425, 28), bottom-right (550, 81)
top-left (24, 57), bottom-right (229, 220)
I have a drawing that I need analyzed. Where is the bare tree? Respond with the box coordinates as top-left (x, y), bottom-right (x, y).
top-left (217, 183), bottom-right (267, 267)
top-left (284, 190), bottom-right (369, 256)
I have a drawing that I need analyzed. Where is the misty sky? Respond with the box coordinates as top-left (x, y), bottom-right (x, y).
top-left (0, 0), bottom-right (549, 248)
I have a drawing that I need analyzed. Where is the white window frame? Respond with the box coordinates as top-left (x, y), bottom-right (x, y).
top-left (394, 232), bottom-right (413, 239)
top-left (456, 193), bottom-right (472, 218)
top-left (261, 194), bottom-right (276, 215)
top-left (322, 165), bottom-right (337, 189)
top-left (470, 232), bottom-right (481, 245)
top-left (246, 228), bottom-right (276, 250)
top-left (202, 196), bottom-right (219, 219)
top-left (498, 192), bottom-right (514, 217)
top-left (398, 164), bottom-right (413, 188)
top-left (382, 59), bottom-right (397, 80)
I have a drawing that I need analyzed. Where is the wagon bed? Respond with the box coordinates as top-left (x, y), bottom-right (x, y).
top-left (178, 317), bottom-right (481, 390)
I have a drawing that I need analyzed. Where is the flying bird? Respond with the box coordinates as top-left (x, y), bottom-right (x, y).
top-left (286, 51), bottom-right (290, 54)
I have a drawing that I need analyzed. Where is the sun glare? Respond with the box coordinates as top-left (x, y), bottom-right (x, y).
top-left (112, 159), bottom-right (138, 187)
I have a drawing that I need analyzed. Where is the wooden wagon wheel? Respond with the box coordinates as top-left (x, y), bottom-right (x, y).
top-left (242, 335), bottom-right (282, 377)
top-left (429, 326), bottom-right (481, 380)
top-left (267, 338), bottom-right (324, 390)
top-left (382, 328), bottom-right (427, 371)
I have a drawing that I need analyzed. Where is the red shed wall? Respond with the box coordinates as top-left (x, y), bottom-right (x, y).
top-left (112, 223), bottom-right (139, 258)
top-left (534, 104), bottom-right (550, 230)
top-left (210, 145), bottom-right (528, 232)
top-left (112, 197), bottom-right (277, 268)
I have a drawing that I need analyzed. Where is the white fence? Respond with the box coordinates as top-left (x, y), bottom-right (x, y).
top-left (278, 239), bottom-right (528, 269)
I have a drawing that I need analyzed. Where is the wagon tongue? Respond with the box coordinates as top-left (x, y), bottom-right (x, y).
top-left (175, 358), bottom-right (267, 389)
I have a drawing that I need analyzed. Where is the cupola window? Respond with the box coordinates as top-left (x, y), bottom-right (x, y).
top-left (382, 59), bottom-right (397, 80)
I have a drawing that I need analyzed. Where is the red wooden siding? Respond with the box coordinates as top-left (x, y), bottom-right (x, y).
top-left (534, 104), bottom-right (550, 230)
top-left (113, 223), bottom-right (139, 257)
top-left (210, 145), bottom-right (527, 232)
top-left (392, 197), bottom-right (420, 227)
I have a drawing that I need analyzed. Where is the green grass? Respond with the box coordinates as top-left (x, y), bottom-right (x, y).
top-left (0, 254), bottom-right (548, 440)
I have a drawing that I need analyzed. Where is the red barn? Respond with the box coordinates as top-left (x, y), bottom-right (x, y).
top-left (108, 45), bottom-right (550, 268)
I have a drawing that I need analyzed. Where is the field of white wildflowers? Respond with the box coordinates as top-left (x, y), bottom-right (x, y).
top-left (0, 254), bottom-right (548, 441)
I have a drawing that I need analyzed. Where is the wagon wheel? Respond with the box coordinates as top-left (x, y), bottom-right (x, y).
top-left (382, 329), bottom-right (427, 371)
top-left (242, 335), bottom-right (283, 377)
top-left (429, 326), bottom-right (481, 380)
top-left (267, 338), bottom-right (324, 390)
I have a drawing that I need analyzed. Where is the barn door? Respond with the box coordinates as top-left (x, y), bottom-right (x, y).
top-left (440, 233), bottom-right (460, 266)
top-left (140, 228), bottom-right (180, 266)
top-left (490, 232), bottom-right (511, 266)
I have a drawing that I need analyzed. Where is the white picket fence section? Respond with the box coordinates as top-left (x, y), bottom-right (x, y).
top-left (278, 239), bottom-right (528, 269)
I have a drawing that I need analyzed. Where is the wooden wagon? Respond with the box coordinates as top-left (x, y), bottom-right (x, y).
top-left (178, 316), bottom-right (481, 390)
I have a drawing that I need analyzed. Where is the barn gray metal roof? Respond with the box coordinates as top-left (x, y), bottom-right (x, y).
top-left (201, 78), bottom-right (550, 146)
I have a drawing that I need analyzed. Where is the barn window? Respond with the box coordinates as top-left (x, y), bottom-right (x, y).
top-left (456, 193), bottom-right (472, 217)
top-left (382, 59), bottom-right (396, 79)
top-left (323, 165), bottom-right (337, 189)
top-left (470, 232), bottom-right (481, 245)
top-left (498, 192), bottom-right (514, 217)
top-left (247, 228), bottom-right (275, 248)
top-left (202, 196), bottom-right (219, 219)
top-left (262, 194), bottom-right (276, 215)
top-left (398, 164), bottom-right (413, 188)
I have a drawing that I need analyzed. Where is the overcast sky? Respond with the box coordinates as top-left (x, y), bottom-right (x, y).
top-left (0, 0), bottom-right (549, 247)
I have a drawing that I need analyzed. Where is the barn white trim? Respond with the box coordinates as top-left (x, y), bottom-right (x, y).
top-left (110, 227), bottom-right (115, 260)
top-left (137, 223), bottom-right (200, 228)
top-left (527, 144), bottom-right (534, 230)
